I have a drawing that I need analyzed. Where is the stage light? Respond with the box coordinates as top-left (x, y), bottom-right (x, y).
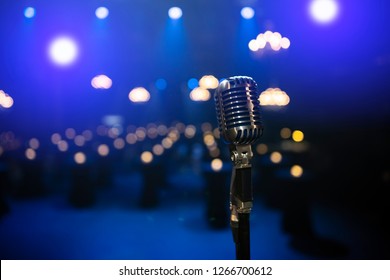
top-left (24, 7), bottom-right (36, 19)
top-left (250, 31), bottom-right (291, 52)
top-left (97, 144), bottom-right (109, 156)
top-left (155, 78), bottom-right (167, 90)
top-left (290, 165), bottom-right (303, 178)
top-left (95, 7), bottom-right (109, 19)
top-left (128, 87), bottom-right (150, 103)
top-left (168, 7), bottom-right (182, 20)
top-left (259, 88), bottom-right (290, 106)
top-left (48, 36), bottom-right (78, 66)
top-left (74, 152), bottom-right (86, 164)
top-left (241, 7), bottom-right (255, 19)
top-left (91, 75), bottom-right (112, 89)
top-left (309, 0), bottom-right (339, 24)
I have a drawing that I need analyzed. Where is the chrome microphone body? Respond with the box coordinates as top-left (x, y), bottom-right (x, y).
top-left (214, 76), bottom-right (264, 259)
top-left (214, 76), bottom-right (263, 146)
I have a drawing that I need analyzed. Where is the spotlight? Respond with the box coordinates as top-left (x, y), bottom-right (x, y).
top-left (24, 7), bottom-right (36, 18)
top-left (95, 7), bottom-right (109, 19)
top-left (309, 0), bottom-right (339, 24)
top-left (48, 36), bottom-right (78, 66)
top-left (168, 7), bottom-right (182, 20)
top-left (241, 7), bottom-right (255, 19)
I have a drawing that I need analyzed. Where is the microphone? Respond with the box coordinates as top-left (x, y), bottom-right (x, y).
top-left (214, 75), bottom-right (263, 259)
top-left (214, 76), bottom-right (263, 146)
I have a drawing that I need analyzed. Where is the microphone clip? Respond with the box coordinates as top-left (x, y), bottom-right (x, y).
top-left (229, 144), bottom-right (253, 169)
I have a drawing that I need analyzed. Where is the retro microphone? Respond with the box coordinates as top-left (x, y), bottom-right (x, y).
top-left (214, 76), bottom-right (263, 259)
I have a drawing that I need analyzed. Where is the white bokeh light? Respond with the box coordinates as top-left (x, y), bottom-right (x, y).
top-left (241, 7), bottom-right (255, 19)
top-left (168, 7), bottom-right (182, 19)
top-left (95, 7), bottom-right (109, 19)
top-left (48, 36), bottom-right (78, 66)
top-left (309, 0), bottom-right (339, 24)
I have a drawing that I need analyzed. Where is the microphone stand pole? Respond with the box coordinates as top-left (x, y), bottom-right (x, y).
top-left (229, 144), bottom-right (253, 260)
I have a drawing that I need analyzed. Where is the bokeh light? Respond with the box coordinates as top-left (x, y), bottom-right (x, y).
top-left (270, 151), bottom-right (282, 164)
top-left (259, 88), bottom-right (290, 106)
top-left (91, 75), bottom-right (112, 89)
top-left (211, 158), bottom-right (223, 172)
top-left (241, 7), bottom-right (255, 19)
top-left (141, 151), bottom-right (153, 164)
top-left (290, 165), bottom-right (304, 178)
top-left (74, 152), bottom-right (86, 164)
top-left (95, 7), bottom-right (109, 19)
top-left (0, 90), bottom-right (14, 109)
top-left (24, 7), bottom-right (36, 18)
top-left (48, 36), bottom-right (78, 66)
top-left (189, 87), bottom-right (210, 101)
top-left (309, 0), bottom-right (339, 24)
top-left (128, 87), bottom-right (150, 103)
top-left (168, 7), bottom-right (182, 19)
top-left (292, 130), bottom-right (304, 142)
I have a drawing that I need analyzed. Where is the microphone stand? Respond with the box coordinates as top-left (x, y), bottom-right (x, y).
top-left (229, 144), bottom-right (253, 260)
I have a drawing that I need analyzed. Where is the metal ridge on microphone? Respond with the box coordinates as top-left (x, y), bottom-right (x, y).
top-left (214, 76), bottom-right (263, 145)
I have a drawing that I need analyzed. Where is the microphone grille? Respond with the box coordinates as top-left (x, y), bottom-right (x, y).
top-left (214, 76), bottom-right (263, 145)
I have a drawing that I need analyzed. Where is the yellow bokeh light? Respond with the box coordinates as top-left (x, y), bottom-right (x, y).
top-left (211, 158), bottom-right (223, 172)
top-left (290, 165), bottom-right (303, 178)
top-left (141, 151), bottom-right (153, 164)
top-left (270, 151), bottom-right (282, 164)
top-left (203, 133), bottom-right (215, 146)
top-left (292, 130), bottom-right (304, 142)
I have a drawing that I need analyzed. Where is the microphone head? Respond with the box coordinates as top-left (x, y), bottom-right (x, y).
top-left (214, 76), bottom-right (263, 145)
